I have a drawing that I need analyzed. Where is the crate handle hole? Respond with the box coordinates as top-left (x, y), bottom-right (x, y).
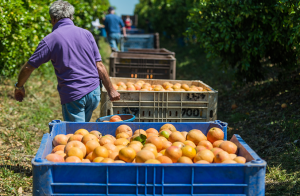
top-left (142, 111), bottom-right (145, 116)
top-left (149, 111), bottom-right (151, 116)
top-left (107, 109), bottom-right (111, 116)
top-left (210, 110), bottom-right (213, 118)
top-left (169, 111), bottom-right (172, 116)
top-left (171, 70), bottom-right (173, 74)
top-left (175, 111), bottom-right (178, 116)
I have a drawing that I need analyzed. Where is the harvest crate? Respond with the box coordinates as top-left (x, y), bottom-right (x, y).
top-left (100, 77), bottom-right (218, 122)
top-left (32, 120), bottom-right (266, 196)
top-left (127, 48), bottom-right (175, 57)
top-left (109, 52), bottom-right (176, 79)
top-left (120, 33), bottom-right (159, 52)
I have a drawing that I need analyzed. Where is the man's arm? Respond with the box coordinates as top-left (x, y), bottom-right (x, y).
top-left (15, 62), bottom-right (36, 102)
top-left (96, 61), bottom-right (120, 101)
top-left (122, 27), bottom-right (127, 37)
top-left (119, 17), bottom-right (126, 37)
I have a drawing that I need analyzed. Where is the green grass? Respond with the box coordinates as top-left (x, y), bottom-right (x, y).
top-left (0, 38), bottom-right (111, 195)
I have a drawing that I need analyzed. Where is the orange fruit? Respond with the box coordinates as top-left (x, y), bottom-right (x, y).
top-left (213, 140), bottom-right (224, 148)
top-left (177, 156), bottom-right (193, 164)
top-left (159, 124), bottom-right (177, 132)
top-left (156, 155), bottom-right (172, 163)
top-left (183, 140), bottom-right (196, 148)
top-left (92, 146), bottom-right (109, 160)
top-left (214, 151), bottom-right (231, 163)
top-left (136, 150), bottom-right (155, 163)
top-left (74, 129), bottom-right (89, 136)
top-left (181, 145), bottom-right (196, 159)
top-left (234, 156), bottom-right (246, 163)
top-left (93, 157), bottom-right (104, 163)
top-left (81, 134), bottom-right (98, 145)
top-left (219, 141), bottom-right (237, 154)
top-left (197, 140), bottom-right (213, 150)
top-left (146, 136), bottom-right (163, 152)
top-left (114, 138), bottom-right (129, 146)
top-left (186, 129), bottom-right (207, 145)
top-left (165, 146), bottom-right (182, 163)
top-left (193, 149), bottom-right (214, 163)
top-left (168, 131), bottom-right (185, 143)
top-left (66, 147), bottom-right (84, 160)
top-left (207, 127), bottom-right (224, 143)
top-left (119, 147), bottom-right (136, 163)
top-left (115, 125), bottom-right (133, 137)
top-left (145, 159), bottom-right (161, 164)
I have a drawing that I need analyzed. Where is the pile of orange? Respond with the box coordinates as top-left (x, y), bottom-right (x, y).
top-left (47, 123), bottom-right (247, 164)
top-left (112, 80), bottom-right (210, 92)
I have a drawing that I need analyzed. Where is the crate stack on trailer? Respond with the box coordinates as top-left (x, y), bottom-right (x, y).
top-left (31, 18), bottom-right (267, 195)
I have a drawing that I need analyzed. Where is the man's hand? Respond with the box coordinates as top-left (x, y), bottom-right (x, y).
top-left (14, 62), bottom-right (35, 102)
top-left (108, 89), bottom-right (120, 101)
top-left (96, 61), bottom-right (121, 102)
top-left (15, 88), bottom-right (25, 102)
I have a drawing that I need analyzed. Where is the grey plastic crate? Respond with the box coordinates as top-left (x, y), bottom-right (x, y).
top-left (109, 52), bottom-right (176, 79)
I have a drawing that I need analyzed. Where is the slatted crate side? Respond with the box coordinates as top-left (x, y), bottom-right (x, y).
top-left (127, 48), bottom-right (175, 57)
top-left (109, 53), bottom-right (176, 79)
top-left (100, 78), bottom-right (217, 122)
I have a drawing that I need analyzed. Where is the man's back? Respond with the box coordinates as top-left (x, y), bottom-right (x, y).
top-left (104, 14), bottom-right (124, 34)
top-left (28, 18), bottom-right (101, 104)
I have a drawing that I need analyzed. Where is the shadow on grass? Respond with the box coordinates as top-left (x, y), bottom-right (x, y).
top-left (0, 164), bottom-right (32, 177)
top-left (218, 74), bottom-right (300, 195)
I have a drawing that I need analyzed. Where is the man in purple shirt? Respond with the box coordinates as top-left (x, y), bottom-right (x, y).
top-left (14, 0), bottom-right (120, 122)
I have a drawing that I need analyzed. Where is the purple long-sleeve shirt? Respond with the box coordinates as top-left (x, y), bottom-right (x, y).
top-left (28, 18), bottom-right (101, 104)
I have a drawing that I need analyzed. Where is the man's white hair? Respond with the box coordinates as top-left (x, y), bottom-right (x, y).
top-left (49, 0), bottom-right (75, 20)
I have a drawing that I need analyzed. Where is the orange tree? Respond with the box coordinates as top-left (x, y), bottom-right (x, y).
top-left (134, 0), bottom-right (195, 37)
top-left (187, 0), bottom-right (300, 82)
top-left (0, 0), bottom-right (109, 77)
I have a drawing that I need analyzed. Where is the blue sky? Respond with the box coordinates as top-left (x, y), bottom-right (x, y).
top-left (109, 0), bottom-right (139, 16)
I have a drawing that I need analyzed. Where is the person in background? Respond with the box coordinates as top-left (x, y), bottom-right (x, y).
top-left (125, 15), bottom-right (132, 30)
top-left (104, 6), bottom-right (126, 52)
top-left (14, 0), bottom-right (120, 122)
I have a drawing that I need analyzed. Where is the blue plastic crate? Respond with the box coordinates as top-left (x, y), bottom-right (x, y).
top-left (32, 120), bottom-right (266, 196)
top-left (120, 34), bottom-right (155, 52)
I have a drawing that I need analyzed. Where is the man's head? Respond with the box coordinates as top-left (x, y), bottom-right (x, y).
top-left (49, 0), bottom-right (75, 27)
top-left (108, 6), bottom-right (115, 14)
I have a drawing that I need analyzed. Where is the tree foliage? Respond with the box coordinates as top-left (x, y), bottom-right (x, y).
top-left (187, 0), bottom-right (300, 82)
top-left (134, 0), bottom-right (195, 37)
top-left (0, 0), bottom-right (109, 77)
